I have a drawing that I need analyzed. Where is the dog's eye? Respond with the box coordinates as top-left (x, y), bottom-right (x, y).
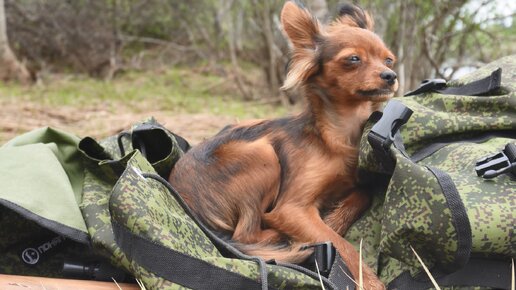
top-left (348, 55), bottom-right (361, 64)
top-left (385, 58), bottom-right (394, 66)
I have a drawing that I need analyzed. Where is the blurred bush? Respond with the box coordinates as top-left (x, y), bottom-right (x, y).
top-left (4, 0), bottom-right (515, 100)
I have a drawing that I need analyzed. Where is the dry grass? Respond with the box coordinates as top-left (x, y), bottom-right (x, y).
top-left (411, 246), bottom-right (441, 290)
top-left (315, 260), bottom-right (326, 290)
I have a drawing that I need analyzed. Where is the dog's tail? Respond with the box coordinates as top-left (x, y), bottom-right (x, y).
top-left (229, 241), bottom-right (313, 264)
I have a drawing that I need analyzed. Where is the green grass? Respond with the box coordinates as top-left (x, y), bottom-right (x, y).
top-left (0, 66), bottom-right (287, 119)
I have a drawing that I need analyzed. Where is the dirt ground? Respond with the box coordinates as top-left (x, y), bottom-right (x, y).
top-left (0, 100), bottom-right (238, 145)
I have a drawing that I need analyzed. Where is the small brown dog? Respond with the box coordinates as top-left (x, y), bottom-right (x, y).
top-left (169, 1), bottom-right (397, 288)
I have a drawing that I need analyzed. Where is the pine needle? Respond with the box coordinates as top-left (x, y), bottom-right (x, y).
top-left (359, 239), bottom-right (364, 290)
top-left (339, 265), bottom-right (364, 290)
top-left (112, 278), bottom-right (123, 290)
top-left (511, 258), bottom-right (514, 290)
top-left (137, 279), bottom-right (147, 290)
top-left (314, 260), bottom-right (326, 290)
top-left (410, 245), bottom-right (441, 290)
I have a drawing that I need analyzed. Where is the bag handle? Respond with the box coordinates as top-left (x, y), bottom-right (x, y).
top-left (404, 68), bottom-right (502, 96)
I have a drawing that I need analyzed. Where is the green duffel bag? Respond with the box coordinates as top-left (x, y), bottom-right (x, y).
top-left (0, 119), bottom-right (354, 289)
top-left (78, 120), bottom-right (356, 290)
top-left (345, 55), bottom-right (515, 289)
top-left (0, 127), bottom-right (99, 278)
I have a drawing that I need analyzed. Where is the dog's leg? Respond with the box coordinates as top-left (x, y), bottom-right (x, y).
top-left (264, 205), bottom-right (384, 290)
top-left (199, 138), bottom-right (288, 246)
top-left (323, 190), bottom-right (371, 236)
top-left (233, 224), bottom-right (284, 244)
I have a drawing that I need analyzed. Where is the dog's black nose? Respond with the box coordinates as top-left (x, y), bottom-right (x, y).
top-left (380, 71), bottom-right (397, 85)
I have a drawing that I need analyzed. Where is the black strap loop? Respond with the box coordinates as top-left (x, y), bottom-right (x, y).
top-left (405, 68), bottom-right (502, 96)
top-left (426, 167), bottom-right (472, 271)
top-left (117, 122), bottom-right (191, 160)
top-left (300, 242), bottom-right (336, 277)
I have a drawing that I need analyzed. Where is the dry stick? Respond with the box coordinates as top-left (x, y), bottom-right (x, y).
top-left (200, 78), bottom-right (229, 93)
top-left (512, 259), bottom-right (515, 290)
top-left (410, 245), bottom-right (441, 290)
top-left (359, 239), bottom-right (364, 290)
top-left (339, 265), bottom-right (364, 290)
top-left (314, 260), bottom-right (326, 290)
top-left (112, 278), bottom-right (123, 290)
top-left (136, 279), bottom-right (147, 290)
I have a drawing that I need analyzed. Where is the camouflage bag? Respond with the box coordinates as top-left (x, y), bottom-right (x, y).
top-left (79, 119), bottom-right (356, 289)
top-left (0, 118), bottom-right (356, 289)
top-left (345, 55), bottom-right (515, 289)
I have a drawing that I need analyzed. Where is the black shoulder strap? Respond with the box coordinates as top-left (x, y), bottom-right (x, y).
top-left (112, 220), bottom-right (271, 290)
top-left (388, 258), bottom-right (512, 290)
top-left (425, 166), bottom-right (471, 270)
top-left (405, 68), bottom-right (502, 96)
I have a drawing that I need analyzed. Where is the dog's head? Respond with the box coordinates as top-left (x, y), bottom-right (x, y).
top-left (281, 1), bottom-right (397, 104)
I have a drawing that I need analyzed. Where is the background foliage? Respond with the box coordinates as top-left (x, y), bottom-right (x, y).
top-left (1, 0), bottom-right (515, 103)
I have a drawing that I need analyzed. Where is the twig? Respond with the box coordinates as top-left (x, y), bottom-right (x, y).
top-left (118, 35), bottom-right (194, 52)
top-left (339, 265), bottom-right (364, 290)
top-left (410, 245), bottom-right (441, 290)
top-left (315, 260), bottom-right (326, 290)
top-left (359, 239), bottom-right (364, 290)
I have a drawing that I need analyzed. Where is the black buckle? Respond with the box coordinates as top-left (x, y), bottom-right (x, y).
top-left (476, 143), bottom-right (516, 179)
top-left (301, 242), bottom-right (336, 276)
top-left (368, 100), bottom-right (413, 150)
top-left (405, 79), bottom-right (447, 96)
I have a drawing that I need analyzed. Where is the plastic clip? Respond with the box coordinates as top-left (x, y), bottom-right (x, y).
top-left (301, 242), bottom-right (336, 276)
top-left (475, 143), bottom-right (516, 179)
top-left (368, 99), bottom-right (413, 150)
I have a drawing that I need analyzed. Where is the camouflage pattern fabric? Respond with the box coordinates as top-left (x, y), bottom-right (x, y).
top-left (79, 119), bottom-right (180, 287)
top-left (108, 152), bottom-right (323, 289)
top-left (347, 55), bottom-right (516, 288)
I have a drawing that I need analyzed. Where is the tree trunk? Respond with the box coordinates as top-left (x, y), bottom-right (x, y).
top-left (261, 0), bottom-right (279, 95)
top-left (227, 1), bottom-right (253, 100)
top-left (307, 0), bottom-right (328, 21)
top-left (0, 0), bottom-right (31, 84)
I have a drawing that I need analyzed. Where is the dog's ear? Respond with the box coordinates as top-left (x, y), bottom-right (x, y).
top-left (281, 1), bottom-right (322, 49)
top-left (336, 3), bottom-right (374, 31)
